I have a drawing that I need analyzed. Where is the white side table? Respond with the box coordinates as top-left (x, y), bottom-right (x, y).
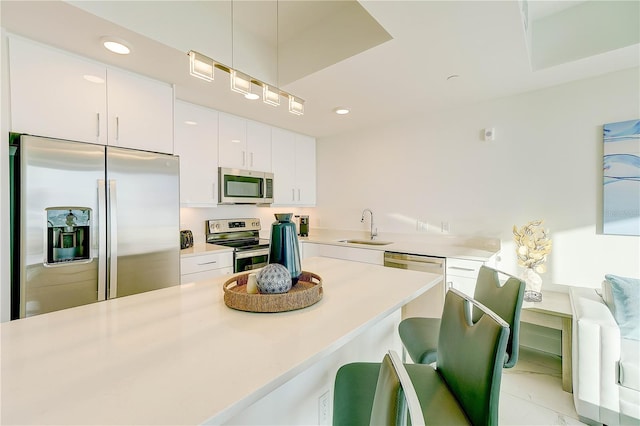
top-left (521, 290), bottom-right (573, 393)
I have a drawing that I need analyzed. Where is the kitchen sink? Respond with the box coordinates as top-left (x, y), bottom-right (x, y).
top-left (339, 239), bottom-right (393, 246)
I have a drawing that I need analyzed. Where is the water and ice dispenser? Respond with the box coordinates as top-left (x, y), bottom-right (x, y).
top-left (46, 208), bottom-right (90, 264)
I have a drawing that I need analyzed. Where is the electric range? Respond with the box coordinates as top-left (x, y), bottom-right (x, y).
top-left (206, 218), bottom-right (270, 273)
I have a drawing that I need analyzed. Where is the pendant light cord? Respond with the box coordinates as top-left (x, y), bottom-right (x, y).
top-left (276, 0), bottom-right (279, 87)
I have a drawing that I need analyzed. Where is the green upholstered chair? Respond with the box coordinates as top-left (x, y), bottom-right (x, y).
top-left (333, 350), bottom-right (425, 426)
top-left (399, 265), bottom-right (524, 368)
top-left (333, 289), bottom-right (510, 426)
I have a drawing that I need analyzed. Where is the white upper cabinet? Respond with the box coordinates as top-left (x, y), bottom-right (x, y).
top-left (218, 112), bottom-right (246, 169)
top-left (9, 36), bottom-right (108, 144)
top-left (106, 68), bottom-right (173, 154)
top-left (8, 36), bottom-right (173, 154)
top-left (271, 128), bottom-right (296, 203)
top-left (246, 120), bottom-right (272, 171)
top-left (218, 113), bottom-right (271, 171)
top-left (271, 128), bottom-right (316, 206)
top-left (174, 100), bottom-right (219, 207)
top-left (294, 134), bottom-right (317, 205)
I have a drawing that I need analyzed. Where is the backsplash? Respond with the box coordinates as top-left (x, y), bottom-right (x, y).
top-left (180, 206), bottom-right (316, 243)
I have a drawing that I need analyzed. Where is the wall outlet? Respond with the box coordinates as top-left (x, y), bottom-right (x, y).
top-left (416, 220), bottom-right (429, 231)
top-left (441, 221), bottom-right (450, 233)
top-left (483, 127), bottom-right (495, 141)
top-left (318, 390), bottom-right (330, 425)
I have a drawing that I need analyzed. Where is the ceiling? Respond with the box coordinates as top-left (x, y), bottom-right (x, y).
top-left (1, 0), bottom-right (638, 139)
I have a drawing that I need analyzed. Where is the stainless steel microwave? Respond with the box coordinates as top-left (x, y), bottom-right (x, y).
top-left (218, 167), bottom-right (274, 205)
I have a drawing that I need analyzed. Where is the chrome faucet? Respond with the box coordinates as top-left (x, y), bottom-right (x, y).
top-left (361, 209), bottom-right (378, 240)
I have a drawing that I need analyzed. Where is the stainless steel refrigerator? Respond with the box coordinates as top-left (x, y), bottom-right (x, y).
top-left (10, 135), bottom-right (180, 318)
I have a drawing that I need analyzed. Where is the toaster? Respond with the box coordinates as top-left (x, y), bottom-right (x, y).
top-left (180, 230), bottom-right (194, 249)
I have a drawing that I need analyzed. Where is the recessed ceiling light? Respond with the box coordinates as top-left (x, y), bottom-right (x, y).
top-left (245, 93), bottom-right (260, 100)
top-left (334, 107), bottom-right (350, 115)
top-left (101, 37), bottom-right (131, 55)
top-left (184, 121), bottom-right (198, 126)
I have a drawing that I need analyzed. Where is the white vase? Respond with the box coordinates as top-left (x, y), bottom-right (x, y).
top-left (522, 268), bottom-right (543, 302)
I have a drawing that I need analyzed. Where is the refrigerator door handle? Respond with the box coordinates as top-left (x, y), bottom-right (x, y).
top-left (108, 179), bottom-right (118, 298)
top-left (97, 179), bottom-right (107, 301)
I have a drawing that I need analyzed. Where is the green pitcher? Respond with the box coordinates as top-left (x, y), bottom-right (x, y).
top-left (268, 213), bottom-right (302, 285)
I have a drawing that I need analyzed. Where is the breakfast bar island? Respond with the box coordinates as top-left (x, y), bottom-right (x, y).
top-left (1, 257), bottom-right (442, 425)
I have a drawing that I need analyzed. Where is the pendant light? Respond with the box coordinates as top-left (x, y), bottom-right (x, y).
top-left (186, 0), bottom-right (304, 115)
top-left (263, 85), bottom-right (280, 106)
top-left (188, 50), bottom-right (215, 82)
top-left (229, 1), bottom-right (251, 96)
top-left (262, 3), bottom-right (281, 107)
top-left (288, 95), bottom-right (304, 116)
top-left (230, 70), bottom-right (251, 95)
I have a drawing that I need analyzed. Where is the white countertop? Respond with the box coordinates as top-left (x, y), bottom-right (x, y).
top-left (300, 229), bottom-right (500, 262)
top-left (180, 242), bottom-right (233, 257)
top-left (181, 229), bottom-right (500, 262)
top-left (0, 257), bottom-right (441, 425)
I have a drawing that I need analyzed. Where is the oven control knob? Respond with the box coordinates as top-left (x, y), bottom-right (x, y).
top-left (214, 223), bottom-right (220, 230)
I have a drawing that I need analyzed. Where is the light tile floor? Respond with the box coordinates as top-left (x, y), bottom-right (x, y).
top-left (500, 347), bottom-right (585, 425)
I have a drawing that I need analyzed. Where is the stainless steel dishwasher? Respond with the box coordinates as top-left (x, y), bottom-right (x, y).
top-left (384, 251), bottom-right (446, 319)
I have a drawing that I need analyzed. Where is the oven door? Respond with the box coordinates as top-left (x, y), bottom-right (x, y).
top-left (234, 247), bottom-right (269, 273)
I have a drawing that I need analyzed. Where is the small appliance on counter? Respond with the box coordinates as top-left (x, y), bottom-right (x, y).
top-left (299, 215), bottom-right (309, 237)
top-left (180, 230), bottom-right (194, 249)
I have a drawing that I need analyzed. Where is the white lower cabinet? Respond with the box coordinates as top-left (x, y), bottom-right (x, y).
top-left (180, 252), bottom-right (233, 284)
top-left (302, 242), bottom-right (383, 265)
top-left (445, 258), bottom-right (483, 297)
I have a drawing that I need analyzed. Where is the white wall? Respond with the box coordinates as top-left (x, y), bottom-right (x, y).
top-left (314, 67), bottom-right (640, 288)
top-left (1, 30), bottom-right (11, 322)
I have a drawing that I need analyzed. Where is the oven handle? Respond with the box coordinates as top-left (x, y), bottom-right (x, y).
top-left (235, 248), bottom-right (270, 260)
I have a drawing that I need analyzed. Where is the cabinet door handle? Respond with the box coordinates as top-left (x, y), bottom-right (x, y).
top-left (108, 180), bottom-right (118, 298)
top-left (250, 152), bottom-right (254, 167)
top-left (292, 188), bottom-right (295, 201)
top-left (297, 188), bottom-right (301, 201)
top-left (242, 150), bottom-right (246, 166)
top-left (448, 266), bottom-right (475, 272)
top-left (96, 113), bottom-right (100, 137)
top-left (197, 261), bottom-right (217, 266)
top-left (115, 116), bottom-right (120, 141)
top-left (97, 179), bottom-right (107, 301)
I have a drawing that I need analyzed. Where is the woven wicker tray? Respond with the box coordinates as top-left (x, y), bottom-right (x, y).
top-left (223, 271), bottom-right (323, 313)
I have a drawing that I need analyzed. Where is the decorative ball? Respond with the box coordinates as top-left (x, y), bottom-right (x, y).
top-left (256, 263), bottom-right (292, 294)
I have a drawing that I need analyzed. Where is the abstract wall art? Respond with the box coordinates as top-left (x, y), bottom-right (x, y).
top-left (603, 119), bottom-right (640, 236)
